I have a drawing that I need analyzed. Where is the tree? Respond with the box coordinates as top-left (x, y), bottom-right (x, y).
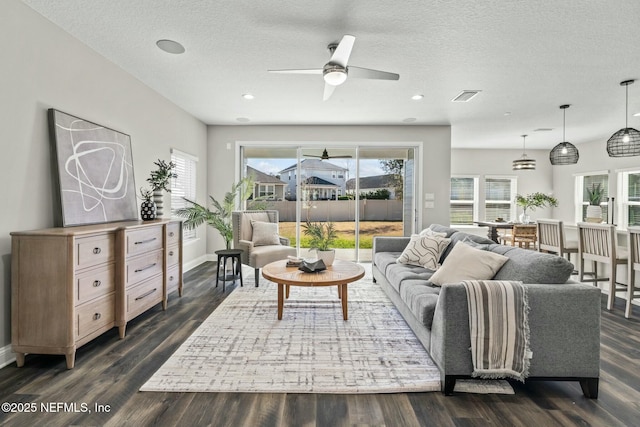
top-left (379, 159), bottom-right (404, 200)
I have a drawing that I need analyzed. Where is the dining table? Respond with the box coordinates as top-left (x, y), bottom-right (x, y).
top-left (473, 220), bottom-right (517, 243)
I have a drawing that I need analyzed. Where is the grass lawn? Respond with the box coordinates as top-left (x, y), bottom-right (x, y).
top-left (279, 221), bottom-right (403, 249)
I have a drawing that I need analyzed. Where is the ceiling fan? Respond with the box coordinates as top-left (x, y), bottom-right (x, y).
top-left (304, 148), bottom-right (352, 160)
top-left (268, 35), bottom-right (399, 101)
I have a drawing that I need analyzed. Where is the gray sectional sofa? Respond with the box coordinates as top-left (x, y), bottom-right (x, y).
top-left (372, 224), bottom-right (601, 397)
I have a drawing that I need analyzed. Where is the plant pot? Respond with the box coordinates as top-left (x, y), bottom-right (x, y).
top-left (316, 249), bottom-right (335, 267)
top-left (519, 211), bottom-right (531, 224)
top-left (586, 205), bottom-right (603, 223)
top-left (140, 199), bottom-right (157, 221)
top-left (153, 189), bottom-right (164, 217)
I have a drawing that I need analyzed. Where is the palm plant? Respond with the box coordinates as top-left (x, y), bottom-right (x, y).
top-left (176, 176), bottom-right (254, 249)
top-left (586, 183), bottom-right (604, 206)
top-left (301, 220), bottom-right (338, 251)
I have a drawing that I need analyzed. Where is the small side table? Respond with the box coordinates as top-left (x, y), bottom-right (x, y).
top-left (215, 249), bottom-right (244, 292)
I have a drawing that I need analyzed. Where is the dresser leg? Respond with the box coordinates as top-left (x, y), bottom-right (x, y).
top-left (162, 298), bottom-right (168, 310)
top-left (65, 351), bottom-right (75, 369)
top-left (15, 352), bottom-right (25, 367)
top-left (119, 325), bottom-right (126, 339)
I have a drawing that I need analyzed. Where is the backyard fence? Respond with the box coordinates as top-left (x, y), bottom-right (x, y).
top-left (264, 200), bottom-right (403, 222)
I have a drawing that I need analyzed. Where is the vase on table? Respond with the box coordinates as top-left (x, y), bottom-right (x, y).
top-left (140, 198), bottom-right (157, 221)
top-left (586, 205), bottom-right (603, 223)
top-left (153, 189), bottom-right (164, 217)
top-left (316, 249), bottom-right (336, 267)
top-left (519, 209), bottom-right (531, 224)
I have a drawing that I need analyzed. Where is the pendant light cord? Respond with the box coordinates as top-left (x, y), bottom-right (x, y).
top-left (626, 83), bottom-right (629, 129)
top-left (563, 109), bottom-right (566, 142)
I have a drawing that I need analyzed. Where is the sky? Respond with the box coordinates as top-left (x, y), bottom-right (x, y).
top-left (247, 158), bottom-right (386, 179)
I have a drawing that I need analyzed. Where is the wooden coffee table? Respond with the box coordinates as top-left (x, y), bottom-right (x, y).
top-left (262, 259), bottom-right (365, 320)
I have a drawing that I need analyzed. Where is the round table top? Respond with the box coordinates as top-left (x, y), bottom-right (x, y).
top-left (262, 259), bottom-right (365, 287)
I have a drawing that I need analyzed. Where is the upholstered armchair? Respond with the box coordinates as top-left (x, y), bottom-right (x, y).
top-left (232, 210), bottom-right (297, 286)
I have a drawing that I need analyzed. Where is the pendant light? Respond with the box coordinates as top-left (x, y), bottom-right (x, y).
top-left (607, 79), bottom-right (640, 157)
top-left (512, 134), bottom-right (536, 170)
top-left (549, 104), bottom-right (579, 165)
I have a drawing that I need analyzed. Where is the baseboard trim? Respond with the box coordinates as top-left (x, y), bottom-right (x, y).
top-left (0, 344), bottom-right (15, 369)
top-left (183, 254), bottom-right (210, 272)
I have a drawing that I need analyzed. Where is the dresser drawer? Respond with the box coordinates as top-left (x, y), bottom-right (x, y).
top-left (166, 265), bottom-right (181, 295)
top-left (125, 250), bottom-right (163, 286)
top-left (76, 293), bottom-right (115, 339)
top-left (166, 222), bottom-right (181, 247)
top-left (126, 226), bottom-right (163, 257)
top-left (126, 276), bottom-right (163, 318)
top-left (166, 245), bottom-right (180, 268)
top-left (75, 234), bottom-right (114, 269)
top-left (76, 264), bottom-right (116, 304)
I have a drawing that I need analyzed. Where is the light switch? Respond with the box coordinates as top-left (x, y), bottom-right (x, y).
top-left (226, 143), bottom-right (231, 150)
top-left (425, 201), bottom-right (435, 209)
top-left (425, 193), bottom-right (435, 200)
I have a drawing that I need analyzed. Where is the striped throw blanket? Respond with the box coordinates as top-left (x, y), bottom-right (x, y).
top-left (460, 280), bottom-right (531, 382)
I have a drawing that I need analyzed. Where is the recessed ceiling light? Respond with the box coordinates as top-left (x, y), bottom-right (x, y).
top-left (236, 117), bottom-right (251, 123)
top-left (242, 93), bottom-right (255, 100)
top-left (534, 128), bottom-right (554, 132)
top-left (452, 90), bottom-right (481, 102)
top-left (411, 94), bottom-right (424, 100)
top-left (156, 39), bottom-right (185, 54)
top-left (504, 112), bottom-right (511, 116)
top-left (634, 112), bottom-right (640, 117)
top-left (402, 118), bottom-right (417, 123)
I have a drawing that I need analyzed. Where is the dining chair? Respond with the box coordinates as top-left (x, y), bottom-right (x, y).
top-left (501, 224), bottom-right (537, 249)
top-left (537, 219), bottom-right (579, 265)
top-left (577, 222), bottom-right (628, 311)
top-left (625, 226), bottom-right (640, 318)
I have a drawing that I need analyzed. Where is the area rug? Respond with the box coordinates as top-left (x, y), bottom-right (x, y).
top-left (140, 271), bottom-right (442, 394)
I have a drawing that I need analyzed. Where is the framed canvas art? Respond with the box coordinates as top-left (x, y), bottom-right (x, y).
top-left (48, 109), bottom-right (138, 226)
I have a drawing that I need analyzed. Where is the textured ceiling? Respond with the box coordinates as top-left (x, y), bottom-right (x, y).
top-left (21, 0), bottom-right (640, 149)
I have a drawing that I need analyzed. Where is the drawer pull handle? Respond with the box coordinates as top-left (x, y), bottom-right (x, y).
top-left (135, 288), bottom-right (157, 301)
top-left (169, 276), bottom-right (174, 281)
top-left (93, 247), bottom-right (102, 254)
top-left (169, 232), bottom-right (175, 237)
top-left (134, 237), bottom-right (157, 245)
top-left (168, 250), bottom-right (174, 256)
top-left (93, 313), bottom-right (101, 320)
top-left (134, 263), bottom-right (157, 273)
top-left (93, 280), bottom-right (101, 287)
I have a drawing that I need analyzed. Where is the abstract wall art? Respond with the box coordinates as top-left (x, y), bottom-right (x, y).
top-left (48, 109), bottom-right (138, 226)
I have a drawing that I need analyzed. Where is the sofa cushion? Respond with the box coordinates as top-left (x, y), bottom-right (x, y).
top-left (386, 263), bottom-right (434, 294)
top-left (489, 244), bottom-right (573, 284)
top-left (251, 220), bottom-right (281, 246)
top-left (440, 231), bottom-right (495, 261)
top-left (430, 242), bottom-right (508, 286)
top-left (374, 251), bottom-right (403, 275)
top-left (428, 224), bottom-right (459, 238)
top-left (396, 234), bottom-right (450, 269)
top-left (399, 281), bottom-right (441, 328)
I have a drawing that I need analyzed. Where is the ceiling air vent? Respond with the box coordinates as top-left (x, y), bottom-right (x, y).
top-left (452, 90), bottom-right (481, 102)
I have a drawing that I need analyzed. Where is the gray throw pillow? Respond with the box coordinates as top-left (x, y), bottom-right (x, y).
top-left (251, 220), bottom-right (281, 246)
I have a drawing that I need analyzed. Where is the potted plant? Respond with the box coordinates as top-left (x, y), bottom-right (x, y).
top-left (586, 183), bottom-right (604, 223)
top-left (176, 176), bottom-right (255, 249)
top-left (301, 220), bottom-right (338, 266)
top-left (147, 159), bottom-right (177, 217)
top-left (514, 192), bottom-right (558, 223)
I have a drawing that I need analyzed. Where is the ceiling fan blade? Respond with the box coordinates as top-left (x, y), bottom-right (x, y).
top-left (268, 68), bottom-right (323, 74)
top-left (323, 83), bottom-right (336, 101)
top-left (348, 66), bottom-right (399, 80)
top-left (329, 35), bottom-right (355, 67)
top-left (303, 154), bottom-right (323, 158)
top-left (328, 155), bottom-right (353, 158)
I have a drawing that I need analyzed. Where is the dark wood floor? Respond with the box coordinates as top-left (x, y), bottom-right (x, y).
top-left (1, 262), bottom-right (639, 427)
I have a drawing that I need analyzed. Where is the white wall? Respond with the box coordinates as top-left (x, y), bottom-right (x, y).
top-left (206, 125), bottom-right (452, 253)
top-left (452, 148), bottom-right (556, 221)
top-left (0, 0), bottom-right (208, 352)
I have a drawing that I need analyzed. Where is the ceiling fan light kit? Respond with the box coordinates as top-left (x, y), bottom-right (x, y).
top-left (550, 104), bottom-right (579, 165)
top-left (268, 35), bottom-right (399, 101)
top-left (513, 135), bottom-right (536, 170)
top-left (607, 79), bottom-right (640, 157)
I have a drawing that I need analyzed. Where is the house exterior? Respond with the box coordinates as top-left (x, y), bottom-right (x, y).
top-left (346, 174), bottom-right (399, 199)
top-left (246, 166), bottom-right (287, 201)
top-left (279, 159), bottom-right (348, 200)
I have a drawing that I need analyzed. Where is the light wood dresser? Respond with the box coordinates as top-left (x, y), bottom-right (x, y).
top-left (10, 219), bottom-right (183, 368)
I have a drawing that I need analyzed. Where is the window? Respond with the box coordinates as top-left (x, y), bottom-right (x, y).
top-left (619, 170), bottom-right (640, 228)
top-left (575, 173), bottom-right (608, 223)
top-left (171, 149), bottom-right (198, 240)
top-left (485, 177), bottom-right (517, 221)
top-left (258, 184), bottom-right (275, 199)
top-left (450, 177), bottom-right (478, 225)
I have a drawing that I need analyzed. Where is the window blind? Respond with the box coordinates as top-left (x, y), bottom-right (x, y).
top-left (171, 149), bottom-right (198, 240)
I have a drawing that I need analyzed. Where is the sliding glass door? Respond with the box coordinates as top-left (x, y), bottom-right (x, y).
top-left (241, 144), bottom-right (416, 262)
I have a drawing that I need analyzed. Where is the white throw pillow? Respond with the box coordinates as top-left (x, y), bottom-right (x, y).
top-left (396, 234), bottom-right (451, 270)
top-left (251, 220), bottom-right (281, 246)
top-left (429, 242), bottom-right (508, 286)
